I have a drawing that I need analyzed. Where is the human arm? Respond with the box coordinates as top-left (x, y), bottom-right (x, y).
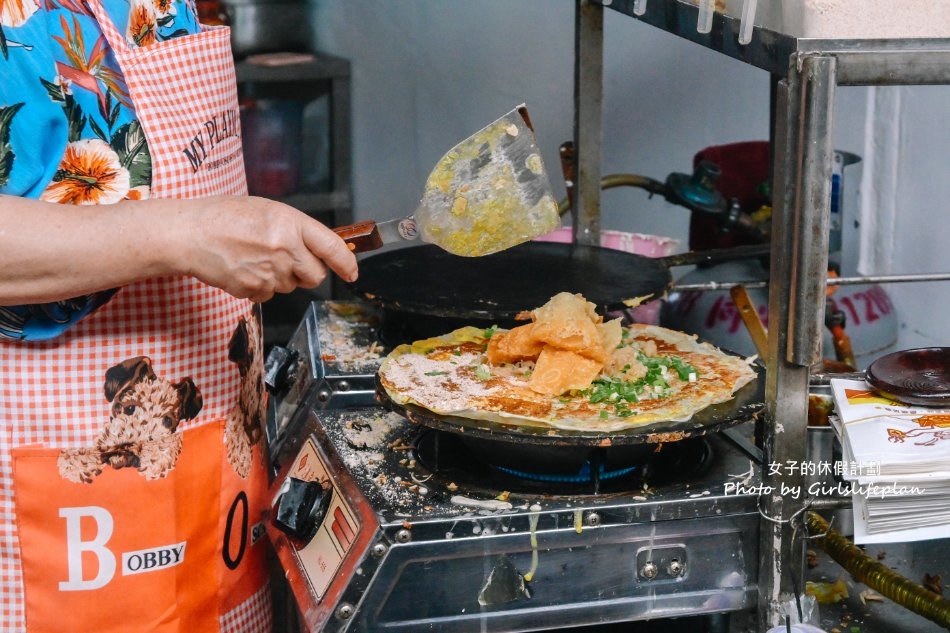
top-left (0, 194), bottom-right (358, 305)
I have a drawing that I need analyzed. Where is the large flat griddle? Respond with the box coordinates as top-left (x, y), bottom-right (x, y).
top-left (351, 242), bottom-right (769, 322)
top-left (375, 361), bottom-right (763, 447)
top-left (354, 242), bottom-right (645, 321)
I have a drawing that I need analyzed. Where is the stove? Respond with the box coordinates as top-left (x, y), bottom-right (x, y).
top-left (264, 302), bottom-right (764, 632)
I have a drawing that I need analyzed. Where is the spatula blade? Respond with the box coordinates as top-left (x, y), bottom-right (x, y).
top-left (415, 105), bottom-right (560, 257)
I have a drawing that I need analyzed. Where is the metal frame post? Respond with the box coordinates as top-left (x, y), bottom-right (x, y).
top-left (573, 0), bottom-right (604, 246)
top-left (758, 54), bottom-right (838, 628)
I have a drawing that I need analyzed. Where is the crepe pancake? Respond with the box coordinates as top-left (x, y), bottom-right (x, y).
top-left (378, 322), bottom-right (757, 433)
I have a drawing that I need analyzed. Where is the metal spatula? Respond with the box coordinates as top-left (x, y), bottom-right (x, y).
top-left (333, 105), bottom-right (560, 257)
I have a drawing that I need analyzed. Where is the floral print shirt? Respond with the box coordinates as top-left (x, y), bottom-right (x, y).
top-left (0, 0), bottom-right (201, 341)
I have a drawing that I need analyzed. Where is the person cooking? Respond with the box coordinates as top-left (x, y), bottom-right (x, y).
top-left (0, 0), bottom-right (355, 629)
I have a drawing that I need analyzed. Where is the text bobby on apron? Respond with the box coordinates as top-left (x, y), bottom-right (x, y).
top-left (0, 4), bottom-right (270, 630)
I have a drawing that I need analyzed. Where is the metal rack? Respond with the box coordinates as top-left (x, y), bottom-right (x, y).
top-left (236, 52), bottom-right (352, 222)
top-left (235, 52), bottom-right (353, 345)
top-left (570, 0), bottom-right (950, 627)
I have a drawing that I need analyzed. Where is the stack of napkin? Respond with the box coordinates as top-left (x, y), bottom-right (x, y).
top-left (829, 378), bottom-right (950, 543)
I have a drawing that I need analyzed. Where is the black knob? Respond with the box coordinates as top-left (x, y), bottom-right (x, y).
top-left (664, 160), bottom-right (727, 215)
top-left (825, 298), bottom-right (847, 329)
top-left (692, 160), bottom-right (722, 191)
top-left (264, 345), bottom-right (297, 394)
top-left (273, 477), bottom-right (332, 543)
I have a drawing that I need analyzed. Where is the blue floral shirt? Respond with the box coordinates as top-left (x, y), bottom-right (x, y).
top-left (0, 0), bottom-right (201, 341)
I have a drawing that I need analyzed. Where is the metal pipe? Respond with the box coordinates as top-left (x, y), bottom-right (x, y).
top-left (556, 173), bottom-right (669, 215)
top-left (672, 271), bottom-right (950, 292)
top-left (759, 55), bottom-right (838, 629)
top-left (809, 371), bottom-right (865, 386)
top-left (806, 497), bottom-right (852, 510)
top-left (573, 0), bottom-right (604, 246)
top-left (787, 55), bottom-right (837, 367)
top-left (759, 72), bottom-right (810, 630)
top-left (807, 511), bottom-right (950, 629)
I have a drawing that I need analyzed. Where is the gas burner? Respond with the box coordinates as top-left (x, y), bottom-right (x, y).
top-left (412, 428), bottom-right (714, 497)
top-left (494, 463), bottom-right (638, 483)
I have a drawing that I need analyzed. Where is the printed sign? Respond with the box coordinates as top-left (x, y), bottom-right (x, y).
top-left (288, 439), bottom-right (361, 600)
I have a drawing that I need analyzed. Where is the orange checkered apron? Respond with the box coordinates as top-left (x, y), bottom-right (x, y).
top-left (0, 4), bottom-right (272, 631)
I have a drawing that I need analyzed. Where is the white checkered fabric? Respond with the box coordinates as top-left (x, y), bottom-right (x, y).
top-left (0, 280), bottom-right (255, 629)
top-left (220, 582), bottom-right (272, 633)
top-left (0, 1), bottom-right (268, 629)
top-left (90, 2), bottom-right (248, 199)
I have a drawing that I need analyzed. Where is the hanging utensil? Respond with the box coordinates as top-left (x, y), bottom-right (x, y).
top-left (697, 0), bottom-right (716, 34)
top-left (738, 0), bottom-right (759, 44)
top-left (333, 105), bottom-right (560, 257)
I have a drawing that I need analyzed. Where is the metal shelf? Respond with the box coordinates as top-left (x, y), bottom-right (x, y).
top-left (598, 0), bottom-right (950, 85)
top-left (573, 0), bottom-right (950, 628)
top-left (275, 191), bottom-right (352, 215)
top-left (235, 51), bottom-right (352, 226)
top-left (237, 52), bottom-right (354, 334)
top-left (235, 52), bottom-right (350, 83)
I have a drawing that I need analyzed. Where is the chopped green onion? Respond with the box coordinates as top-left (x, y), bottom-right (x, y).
top-left (599, 410), bottom-right (609, 419)
top-left (579, 352), bottom-right (697, 407)
top-left (475, 365), bottom-right (492, 381)
top-left (483, 325), bottom-right (500, 339)
top-left (424, 371), bottom-right (448, 376)
top-left (636, 352), bottom-right (699, 382)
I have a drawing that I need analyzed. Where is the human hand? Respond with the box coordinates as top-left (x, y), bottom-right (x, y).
top-left (179, 196), bottom-right (358, 303)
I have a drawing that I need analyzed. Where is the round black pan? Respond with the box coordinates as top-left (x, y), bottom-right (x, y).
top-left (350, 242), bottom-right (769, 323)
top-left (375, 361), bottom-right (764, 447)
top-left (866, 347), bottom-right (950, 406)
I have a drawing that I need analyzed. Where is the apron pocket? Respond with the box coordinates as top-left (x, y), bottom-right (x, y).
top-left (12, 421), bottom-right (246, 632)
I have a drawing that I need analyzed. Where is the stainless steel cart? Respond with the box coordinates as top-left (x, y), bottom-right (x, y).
top-left (569, 1), bottom-right (950, 627)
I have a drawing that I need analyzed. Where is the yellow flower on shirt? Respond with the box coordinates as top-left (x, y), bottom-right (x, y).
top-left (41, 139), bottom-right (131, 205)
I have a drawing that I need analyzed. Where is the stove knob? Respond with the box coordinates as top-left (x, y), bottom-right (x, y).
top-left (264, 345), bottom-right (298, 394)
top-left (640, 561), bottom-right (658, 580)
top-left (273, 477), bottom-right (332, 543)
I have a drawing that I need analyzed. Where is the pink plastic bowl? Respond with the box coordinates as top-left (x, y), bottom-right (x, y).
top-left (534, 227), bottom-right (681, 324)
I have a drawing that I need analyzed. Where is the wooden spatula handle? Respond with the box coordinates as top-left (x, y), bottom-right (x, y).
top-left (334, 220), bottom-right (384, 253)
top-left (730, 284), bottom-right (768, 359)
